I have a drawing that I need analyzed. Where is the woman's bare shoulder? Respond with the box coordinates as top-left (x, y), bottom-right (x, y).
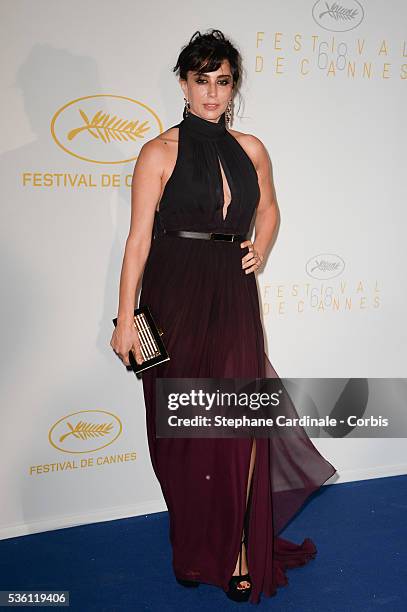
top-left (145, 126), bottom-right (179, 149)
top-left (136, 126), bottom-right (179, 166)
top-left (228, 127), bottom-right (268, 169)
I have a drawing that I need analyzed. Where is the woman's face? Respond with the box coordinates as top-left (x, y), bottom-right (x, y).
top-left (180, 59), bottom-right (234, 123)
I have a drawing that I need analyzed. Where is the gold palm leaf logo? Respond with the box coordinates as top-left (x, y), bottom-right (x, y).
top-left (67, 109), bottom-right (150, 143)
top-left (49, 410), bottom-right (122, 453)
top-left (59, 420), bottom-right (114, 443)
top-left (51, 95), bottom-right (162, 163)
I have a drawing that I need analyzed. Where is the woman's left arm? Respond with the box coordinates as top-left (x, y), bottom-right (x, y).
top-left (251, 136), bottom-right (279, 261)
top-left (240, 135), bottom-right (279, 274)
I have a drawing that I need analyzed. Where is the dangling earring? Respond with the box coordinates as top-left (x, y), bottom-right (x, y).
top-left (183, 97), bottom-right (190, 118)
top-left (225, 99), bottom-right (233, 128)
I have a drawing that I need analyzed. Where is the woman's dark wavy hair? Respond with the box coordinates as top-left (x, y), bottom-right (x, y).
top-left (173, 29), bottom-right (244, 116)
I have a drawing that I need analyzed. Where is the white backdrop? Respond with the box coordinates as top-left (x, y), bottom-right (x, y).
top-left (1, 0), bottom-right (406, 540)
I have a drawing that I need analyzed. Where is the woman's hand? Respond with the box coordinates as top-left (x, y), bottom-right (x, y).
top-left (110, 320), bottom-right (144, 366)
top-left (240, 240), bottom-right (264, 275)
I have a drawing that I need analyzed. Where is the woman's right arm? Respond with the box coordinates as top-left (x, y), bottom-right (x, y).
top-left (110, 138), bottom-right (165, 366)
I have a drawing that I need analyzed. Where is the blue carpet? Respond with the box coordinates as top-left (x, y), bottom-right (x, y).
top-left (1, 475), bottom-right (406, 611)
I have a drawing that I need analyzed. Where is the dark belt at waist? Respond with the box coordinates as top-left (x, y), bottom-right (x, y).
top-left (162, 229), bottom-right (247, 243)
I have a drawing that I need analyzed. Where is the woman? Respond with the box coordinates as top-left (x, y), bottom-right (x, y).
top-left (111, 29), bottom-right (337, 604)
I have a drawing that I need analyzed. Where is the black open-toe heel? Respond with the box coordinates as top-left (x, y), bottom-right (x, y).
top-left (226, 536), bottom-right (252, 602)
top-left (176, 577), bottom-right (200, 588)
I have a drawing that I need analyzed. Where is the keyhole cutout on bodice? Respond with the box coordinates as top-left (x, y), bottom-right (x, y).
top-left (217, 156), bottom-right (232, 221)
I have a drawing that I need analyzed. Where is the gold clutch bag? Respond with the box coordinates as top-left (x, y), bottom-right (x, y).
top-left (112, 305), bottom-right (170, 378)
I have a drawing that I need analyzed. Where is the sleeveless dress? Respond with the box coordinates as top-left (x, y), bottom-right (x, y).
top-left (139, 110), bottom-right (337, 604)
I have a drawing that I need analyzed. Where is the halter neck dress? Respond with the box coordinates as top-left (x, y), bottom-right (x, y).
top-left (139, 111), bottom-right (336, 604)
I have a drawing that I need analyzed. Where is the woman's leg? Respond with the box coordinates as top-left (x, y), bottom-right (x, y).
top-left (232, 438), bottom-right (256, 587)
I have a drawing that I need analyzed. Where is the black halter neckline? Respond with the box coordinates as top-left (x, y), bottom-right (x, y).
top-left (182, 110), bottom-right (227, 140)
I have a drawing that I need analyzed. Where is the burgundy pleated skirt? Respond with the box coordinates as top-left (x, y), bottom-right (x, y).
top-left (139, 234), bottom-right (337, 604)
